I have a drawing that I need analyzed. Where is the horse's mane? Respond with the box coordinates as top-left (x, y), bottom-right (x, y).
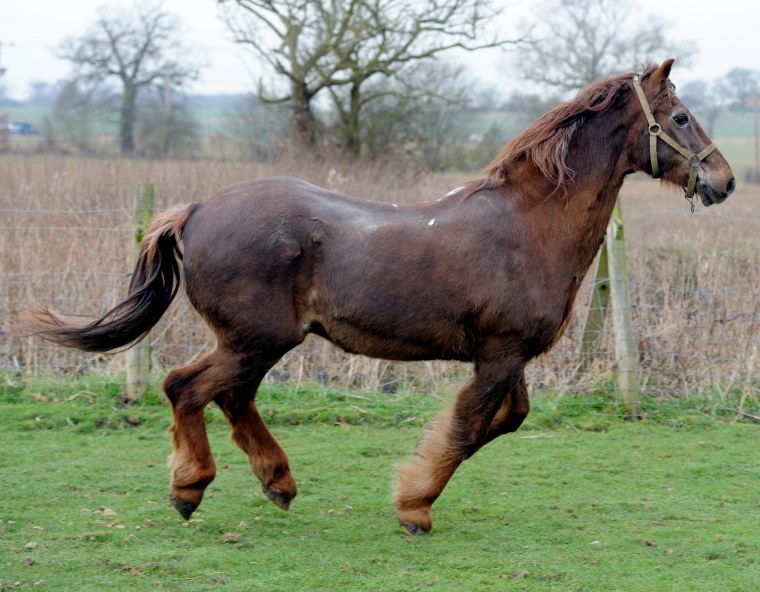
top-left (483, 63), bottom-right (669, 189)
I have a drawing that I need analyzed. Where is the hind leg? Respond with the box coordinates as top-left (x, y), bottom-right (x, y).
top-left (482, 373), bottom-right (530, 446)
top-left (163, 349), bottom-right (253, 519)
top-left (215, 370), bottom-right (297, 511)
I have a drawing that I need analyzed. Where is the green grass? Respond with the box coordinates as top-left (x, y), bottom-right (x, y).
top-left (1, 384), bottom-right (759, 591)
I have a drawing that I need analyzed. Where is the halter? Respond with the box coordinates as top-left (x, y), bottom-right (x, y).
top-left (632, 79), bottom-right (717, 206)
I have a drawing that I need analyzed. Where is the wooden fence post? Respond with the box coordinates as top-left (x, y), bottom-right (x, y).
top-left (578, 245), bottom-right (610, 374)
top-left (606, 196), bottom-right (640, 417)
top-left (126, 183), bottom-right (154, 401)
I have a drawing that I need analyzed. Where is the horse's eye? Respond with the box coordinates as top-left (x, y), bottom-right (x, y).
top-left (673, 113), bottom-right (690, 127)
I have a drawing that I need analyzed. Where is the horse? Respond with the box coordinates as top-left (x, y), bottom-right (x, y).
top-left (28, 60), bottom-right (734, 535)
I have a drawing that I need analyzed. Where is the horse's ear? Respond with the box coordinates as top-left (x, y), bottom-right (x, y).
top-left (651, 59), bottom-right (675, 85)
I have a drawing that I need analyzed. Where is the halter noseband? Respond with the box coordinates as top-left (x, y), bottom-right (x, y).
top-left (632, 78), bottom-right (717, 203)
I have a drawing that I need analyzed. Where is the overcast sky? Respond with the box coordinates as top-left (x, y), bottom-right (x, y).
top-left (1, 0), bottom-right (758, 100)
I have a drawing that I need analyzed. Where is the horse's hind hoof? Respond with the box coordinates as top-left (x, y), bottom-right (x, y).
top-left (264, 487), bottom-right (294, 511)
top-left (399, 520), bottom-right (430, 536)
top-left (169, 493), bottom-right (199, 520)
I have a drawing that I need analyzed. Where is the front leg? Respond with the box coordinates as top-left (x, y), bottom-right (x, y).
top-left (393, 352), bottom-right (526, 534)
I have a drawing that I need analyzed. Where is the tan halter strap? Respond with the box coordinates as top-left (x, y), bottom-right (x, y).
top-left (632, 79), bottom-right (717, 201)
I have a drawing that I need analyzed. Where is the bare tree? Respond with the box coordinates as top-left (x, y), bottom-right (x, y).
top-left (220, 0), bottom-right (517, 152)
top-left (226, 94), bottom-right (290, 160)
top-left (326, 0), bottom-right (517, 154)
top-left (678, 69), bottom-right (760, 138)
top-left (52, 78), bottom-right (115, 154)
top-left (58, 2), bottom-right (200, 154)
top-left (715, 68), bottom-right (760, 110)
top-left (220, 0), bottom-right (359, 145)
top-left (138, 88), bottom-right (199, 157)
top-left (516, 0), bottom-right (695, 94)
top-left (355, 62), bottom-right (470, 166)
top-left (679, 80), bottom-right (724, 137)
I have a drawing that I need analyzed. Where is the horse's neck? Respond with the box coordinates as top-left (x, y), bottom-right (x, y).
top-left (565, 116), bottom-right (632, 273)
top-left (563, 179), bottom-right (625, 277)
top-left (525, 117), bottom-right (631, 278)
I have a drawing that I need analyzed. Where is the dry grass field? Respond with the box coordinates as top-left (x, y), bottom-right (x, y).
top-left (1, 154), bottom-right (759, 409)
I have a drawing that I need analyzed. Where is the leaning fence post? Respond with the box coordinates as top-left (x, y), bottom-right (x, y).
top-left (126, 183), bottom-right (155, 401)
top-left (606, 196), bottom-right (640, 417)
top-left (578, 245), bottom-right (610, 374)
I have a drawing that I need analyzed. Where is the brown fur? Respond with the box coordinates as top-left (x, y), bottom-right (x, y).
top-left (27, 61), bottom-right (734, 534)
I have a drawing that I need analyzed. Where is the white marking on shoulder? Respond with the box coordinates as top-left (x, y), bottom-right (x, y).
top-left (445, 185), bottom-right (465, 197)
top-left (427, 218), bottom-right (436, 226)
top-left (392, 203), bottom-right (398, 208)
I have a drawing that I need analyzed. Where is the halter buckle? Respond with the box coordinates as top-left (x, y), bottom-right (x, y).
top-left (648, 123), bottom-right (661, 136)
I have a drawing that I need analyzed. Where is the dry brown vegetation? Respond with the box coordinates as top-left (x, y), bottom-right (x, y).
top-left (2, 154), bottom-right (759, 407)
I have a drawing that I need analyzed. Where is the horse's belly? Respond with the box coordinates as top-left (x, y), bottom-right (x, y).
top-left (306, 319), bottom-right (473, 362)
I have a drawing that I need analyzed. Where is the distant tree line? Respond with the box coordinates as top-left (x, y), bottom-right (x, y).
top-left (680, 68), bottom-right (760, 136)
top-left (43, 0), bottom-right (516, 162)
top-left (23, 0), bottom-right (756, 171)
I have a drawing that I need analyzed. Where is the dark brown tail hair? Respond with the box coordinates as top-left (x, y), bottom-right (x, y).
top-left (27, 203), bottom-right (198, 353)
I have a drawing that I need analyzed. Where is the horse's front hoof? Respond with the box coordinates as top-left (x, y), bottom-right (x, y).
top-left (169, 493), bottom-right (199, 520)
top-left (264, 487), bottom-right (295, 511)
top-left (396, 506), bottom-right (433, 535)
top-left (399, 520), bottom-right (431, 536)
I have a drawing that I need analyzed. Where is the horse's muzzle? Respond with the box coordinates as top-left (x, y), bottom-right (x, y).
top-left (698, 176), bottom-right (735, 206)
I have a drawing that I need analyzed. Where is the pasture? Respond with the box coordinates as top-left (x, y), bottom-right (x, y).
top-left (1, 386), bottom-right (759, 591)
top-left (1, 145), bottom-right (759, 589)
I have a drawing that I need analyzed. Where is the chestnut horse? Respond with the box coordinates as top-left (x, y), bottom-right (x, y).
top-left (30, 60), bottom-right (734, 534)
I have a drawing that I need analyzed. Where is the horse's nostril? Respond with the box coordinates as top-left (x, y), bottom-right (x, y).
top-left (726, 177), bottom-right (736, 196)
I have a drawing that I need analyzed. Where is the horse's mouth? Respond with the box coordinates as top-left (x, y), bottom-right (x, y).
top-left (697, 180), bottom-right (732, 207)
top-left (699, 192), bottom-right (717, 207)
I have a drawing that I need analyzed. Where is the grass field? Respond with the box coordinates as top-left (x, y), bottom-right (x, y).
top-left (3, 88), bottom-right (759, 592)
top-left (1, 386), bottom-right (758, 591)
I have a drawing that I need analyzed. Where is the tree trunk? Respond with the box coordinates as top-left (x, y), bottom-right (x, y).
top-left (292, 82), bottom-right (315, 146)
top-left (705, 107), bottom-right (720, 138)
top-left (345, 82), bottom-right (362, 156)
top-left (120, 83), bottom-right (137, 155)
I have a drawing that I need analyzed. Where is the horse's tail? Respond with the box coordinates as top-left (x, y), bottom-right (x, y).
top-left (28, 203), bottom-right (198, 353)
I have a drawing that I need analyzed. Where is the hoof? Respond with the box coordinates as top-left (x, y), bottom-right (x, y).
top-left (399, 520), bottom-right (430, 536)
top-left (396, 505), bottom-right (432, 535)
top-left (169, 493), bottom-right (199, 520)
top-left (264, 487), bottom-right (295, 511)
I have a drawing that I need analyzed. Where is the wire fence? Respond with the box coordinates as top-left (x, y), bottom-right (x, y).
top-left (2, 157), bottom-right (759, 417)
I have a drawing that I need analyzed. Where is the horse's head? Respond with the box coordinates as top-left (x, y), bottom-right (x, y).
top-left (633, 59), bottom-right (735, 206)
